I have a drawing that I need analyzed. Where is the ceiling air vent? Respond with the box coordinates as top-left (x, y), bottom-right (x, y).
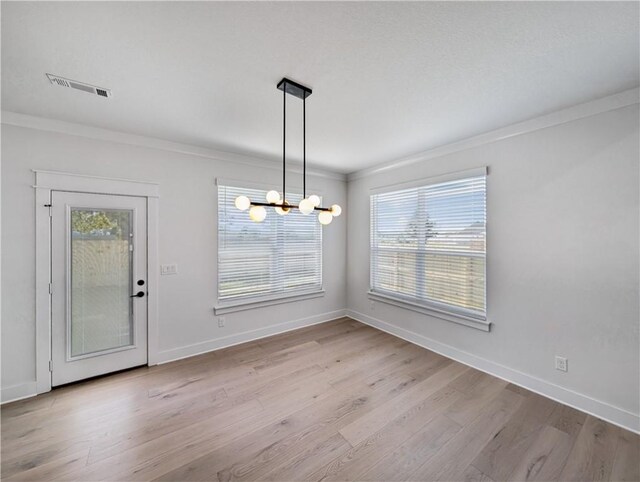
top-left (46, 74), bottom-right (112, 98)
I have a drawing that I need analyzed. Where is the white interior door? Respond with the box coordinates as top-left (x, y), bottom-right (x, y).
top-left (51, 191), bottom-right (148, 386)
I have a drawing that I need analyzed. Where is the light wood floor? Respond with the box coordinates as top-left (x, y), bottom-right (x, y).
top-left (2, 318), bottom-right (638, 482)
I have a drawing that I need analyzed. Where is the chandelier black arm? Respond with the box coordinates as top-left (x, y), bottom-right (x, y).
top-left (249, 201), bottom-right (331, 212)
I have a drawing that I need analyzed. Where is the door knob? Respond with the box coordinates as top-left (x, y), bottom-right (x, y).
top-left (130, 291), bottom-right (145, 298)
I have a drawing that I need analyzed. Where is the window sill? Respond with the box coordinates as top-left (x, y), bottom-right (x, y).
top-left (215, 290), bottom-right (325, 315)
top-left (367, 291), bottom-right (491, 332)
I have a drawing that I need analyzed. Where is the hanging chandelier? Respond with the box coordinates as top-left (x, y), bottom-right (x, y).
top-left (234, 78), bottom-right (342, 225)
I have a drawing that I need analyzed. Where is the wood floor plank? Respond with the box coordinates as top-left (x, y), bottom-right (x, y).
top-left (41, 379), bottom-right (322, 481)
top-left (610, 428), bottom-right (640, 482)
top-left (339, 361), bottom-right (469, 446)
top-left (3, 448), bottom-right (91, 482)
top-left (3, 383), bottom-right (231, 464)
top-left (256, 318), bottom-right (355, 354)
top-left (323, 337), bottom-right (409, 385)
top-left (547, 402), bottom-right (588, 438)
top-left (252, 341), bottom-right (321, 371)
top-left (154, 386), bottom-right (378, 481)
top-left (408, 388), bottom-right (525, 481)
top-left (214, 340), bottom-right (267, 365)
top-left (361, 345), bottom-right (442, 388)
top-left (329, 348), bottom-right (448, 394)
top-left (1, 441), bottom-right (90, 480)
top-left (264, 320), bottom-right (373, 355)
top-left (508, 425), bottom-right (574, 481)
top-left (461, 464), bottom-right (496, 482)
top-left (85, 387), bottom-right (246, 464)
top-left (2, 318), bottom-right (637, 482)
top-left (0, 392), bottom-right (56, 421)
top-left (3, 361), bottom-right (252, 448)
top-left (223, 363), bottom-right (326, 399)
top-left (314, 321), bottom-right (373, 346)
top-left (505, 383), bottom-right (532, 397)
top-left (359, 414), bottom-right (462, 481)
top-left (250, 329), bottom-right (386, 383)
top-left (307, 384), bottom-right (462, 482)
top-left (160, 360), bottom-right (440, 482)
top-left (559, 415), bottom-right (620, 481)
top-left (447, 367), bottom-right (489, 394)
top-left (89, 396), bottom-right (264, 466)
top-left (471, 392), bottom-right (560, 480)
top-left (444, 373), bottom-right (508, 426)
top-left (259, 433), bottom-right (350, 482)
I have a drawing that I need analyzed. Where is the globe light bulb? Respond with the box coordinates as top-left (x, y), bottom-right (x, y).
top-left (249, 205), bottom-right (267, 222)
top-left (235, 195), bottom-right (251, 211)
top-left (318, 211), bottom-right (333, 225)
top-left (275, 200), bottom-right (290, 215)
top-left (308, 194), bottom-right (321, 207)
top-left (298, 198), bottom-right (315, 215)
top-left (266, 190), bottom-right (281, 204)
top-left (330, 204), bottom-right (342, 217)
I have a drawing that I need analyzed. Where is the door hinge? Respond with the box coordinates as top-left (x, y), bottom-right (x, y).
top-left (49, 360), bottom-right (53, 372)
top-left (48, 282), bottom-right (53, 295)
top-left (44, 204), bottom-right (52, 217)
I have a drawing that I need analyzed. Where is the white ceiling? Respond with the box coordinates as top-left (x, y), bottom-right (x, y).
top-left (2, 2), bottom-right (638, 174)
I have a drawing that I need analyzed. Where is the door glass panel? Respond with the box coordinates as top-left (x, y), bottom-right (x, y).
top-left (70, 208), bottom-right (133, 357)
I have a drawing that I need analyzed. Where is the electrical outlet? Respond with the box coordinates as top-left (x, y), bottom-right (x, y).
top-left (160, 264), bottom-right (178, 275)
top-left (218, 317), bottom-right (225, 328)
top-left (555, 356), bottom-right (568, 372)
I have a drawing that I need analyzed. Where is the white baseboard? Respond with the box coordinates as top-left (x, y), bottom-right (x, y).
top-left (156, 309), bottom-right (348, 364)
top-left (1, 382), bottom-right (38, 404)
top-left (347, 309), bottom-right (640, 435)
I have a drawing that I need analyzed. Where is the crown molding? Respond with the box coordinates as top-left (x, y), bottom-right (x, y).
top-left (348, 87), bottom-right (640, 181)
top-left (4, 87), bottom-right (637, 184)
top-left (0, 111), bottom-right (347, 182)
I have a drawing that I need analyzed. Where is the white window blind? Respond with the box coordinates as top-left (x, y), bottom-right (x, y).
top-left (370, 174), bottom-right (486, 320)
top-left (218, 184), bottom-right (322, 304)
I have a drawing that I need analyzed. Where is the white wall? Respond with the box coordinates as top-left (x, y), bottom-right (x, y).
top-left (1, 121), bottom-right (347, 400)
top-left (347, 103), bottom-right (640, 431)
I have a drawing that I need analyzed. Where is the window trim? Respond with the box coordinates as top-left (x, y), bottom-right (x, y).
top-left (215, 178), bottom-right (324, 312)
top-left (369, 167), bottom-right (488, 330)
top-left (214, 289), bottom-right (325, 315)
top-left (370, 166), bottom-right (487, 195)
top-left (367, 291), bottom-right (490, 332)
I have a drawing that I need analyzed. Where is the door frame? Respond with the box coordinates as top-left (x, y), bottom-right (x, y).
top-left (34, 170), bottom-right (160, 395)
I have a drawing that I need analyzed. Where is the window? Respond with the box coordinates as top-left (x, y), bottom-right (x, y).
top-left (370, 171), bottom-right (486, 323)
top-left (217, 184), bottom-right (322, 307)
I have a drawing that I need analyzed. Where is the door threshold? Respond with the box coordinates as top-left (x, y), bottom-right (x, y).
top-left (52, 364), bottom-right (149, 389)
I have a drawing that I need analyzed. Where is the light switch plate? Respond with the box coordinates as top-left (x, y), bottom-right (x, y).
top-left (160, 264), bottom-right (178, 275)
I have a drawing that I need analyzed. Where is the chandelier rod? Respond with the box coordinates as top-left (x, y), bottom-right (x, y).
top-left (283, 84), bottom-right (286, 200)
top-left (303, 95), bottom-right (306, 199)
